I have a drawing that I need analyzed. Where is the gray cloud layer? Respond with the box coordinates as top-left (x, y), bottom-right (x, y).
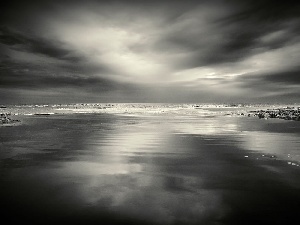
top-left (0, 0), bottom-right (299, 103)
top-left (0, 27), bottom-right (80, 61)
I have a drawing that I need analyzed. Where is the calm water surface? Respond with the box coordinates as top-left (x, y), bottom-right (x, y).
top-left (1, 113), bottom-right (300, 224)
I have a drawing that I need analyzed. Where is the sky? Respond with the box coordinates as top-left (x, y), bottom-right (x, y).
top-left (0, 0), bottom-right (299, 104)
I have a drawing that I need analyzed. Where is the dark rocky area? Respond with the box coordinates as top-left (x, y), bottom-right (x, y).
top-left (0, 113), bottom-right (20, 125)
top-left (249, 107), bottom-right (300, 121)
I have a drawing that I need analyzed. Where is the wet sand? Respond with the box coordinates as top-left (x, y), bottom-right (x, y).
top-left (1, 112), bottom-right (300, 225)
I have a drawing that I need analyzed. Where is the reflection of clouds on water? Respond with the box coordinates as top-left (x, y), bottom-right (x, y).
top-left (239, 131), bottom-right (299, 154)
top-left (169, 115), bottom-right (300, 165)
top-left (100, 131), bottom-right (169, 153)
top-left (238, 131), bottom-right (300, 163)
top-left (112, 188), bottom-right (224, 224)
top-left (41, 115), bottom-right (227, 224)
top-left (2, 113), bottom-right (300, 224)
top-left (62, 161), bottom-right (142, 176)
top-left (171, 116), bottom-right (239, 135)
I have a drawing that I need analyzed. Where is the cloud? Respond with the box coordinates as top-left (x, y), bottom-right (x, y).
top-left (227, 0), bottom-right (300, 22)
top-left (0, 27), bottom-right (82, 62)
top-left (245, 69), bottom-right (300, 85)
top-left (0, 0), bottom-right (299, 103)
top-left (0, 63), bottom-right (119, 91)
top-left (152, 0), bottom-right (299, 69)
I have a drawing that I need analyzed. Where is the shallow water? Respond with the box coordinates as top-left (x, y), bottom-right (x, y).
top-left (1, 113), bottom-right (300, 224)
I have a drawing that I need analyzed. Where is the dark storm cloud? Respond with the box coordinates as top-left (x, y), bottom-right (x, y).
top-left (239, 67), bottom-right (300, 86)
top-left (219, 0), bottom-right (300, 49)
top-left (226, 0), bottom-right (300, 22)
top-left (257, 69), bottom-right (300, 85)
top-left (151, 0), bottom-right (300, 68)
top-left (0, 68), bottom-right (115, 91)
top-left (0, 27), bottom-right (81, 62)
top-left (218, 1), bottom-right (299, 49)
top-left (233, 69), bottom-right (300, 103)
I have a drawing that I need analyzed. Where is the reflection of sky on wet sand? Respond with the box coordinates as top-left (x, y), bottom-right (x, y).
top-left (239, 131), bottom-right (300, 160)
top-left (171, 115), bottom-right (239, 135)
top-left (53, 116), bottom-right (226, 224)
top-left (171, 115), bottom-right (300, 162)
top-left (1, 113), bottom-right (300, 224)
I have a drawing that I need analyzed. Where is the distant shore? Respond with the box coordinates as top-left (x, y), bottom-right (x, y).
top-left (1, 104), bottom-right (300, 126)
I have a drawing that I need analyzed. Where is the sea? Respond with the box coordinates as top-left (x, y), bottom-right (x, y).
top-left (1, 103), bottom-right (300, 225)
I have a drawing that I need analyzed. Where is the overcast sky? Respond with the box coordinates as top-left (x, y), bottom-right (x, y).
top-left (0, 0), bottom-right (299, 104)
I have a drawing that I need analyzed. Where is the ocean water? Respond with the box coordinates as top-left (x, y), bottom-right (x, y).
top-left (1, 107), bottom-right (300, 224)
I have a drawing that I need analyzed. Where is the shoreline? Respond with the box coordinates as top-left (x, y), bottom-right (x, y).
top-left (1, 104), bottom-right (300, 126)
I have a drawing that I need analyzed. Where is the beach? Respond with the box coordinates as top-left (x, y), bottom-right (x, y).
top-left (1, 104), bottom-right (300, 224)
